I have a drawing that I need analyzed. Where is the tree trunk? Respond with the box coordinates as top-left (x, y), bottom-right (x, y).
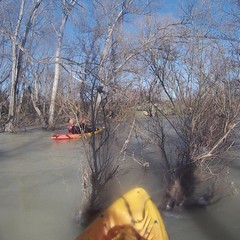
top-left (48, 50), bottom-right (62, 129)
top-left (5, 0), bottom-right (42, 132)
top-left (30, 72), bottom-right (47, 128)
top-left (48, 0), bottom-right (76, 129)
top-left (5, 0), bottom-right (25, 132)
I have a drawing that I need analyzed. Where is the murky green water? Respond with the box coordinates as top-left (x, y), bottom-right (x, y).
top-left (0, 129), bottom-right (239, 239)
top-left (0, 130), bottom-right (82, 240)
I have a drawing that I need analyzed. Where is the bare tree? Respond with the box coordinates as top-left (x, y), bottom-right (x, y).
top-left (137, 9), bottom-right (240, 209)
top-left (66, 0), bottom-right (157, 224)
top-left (48, 0), bottom-right (77, 130)
top-left (2, 0), bottom-right (43, 132)
top-left (28, 64), bottom-right (48, 128)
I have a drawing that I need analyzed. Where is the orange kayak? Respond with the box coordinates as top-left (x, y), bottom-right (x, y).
top-left (75, 187), bottom-right (169, 240)
top-left (51, 128), bottom-right (103, 140)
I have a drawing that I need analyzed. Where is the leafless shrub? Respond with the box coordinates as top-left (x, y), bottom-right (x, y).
top-left (136, 15), bottom-right (240, 209)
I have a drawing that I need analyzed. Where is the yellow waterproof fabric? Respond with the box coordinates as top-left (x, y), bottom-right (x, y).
top-left (76, 187), bottom-right (169, 240)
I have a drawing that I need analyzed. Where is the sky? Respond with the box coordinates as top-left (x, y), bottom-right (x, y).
top-left (160, 0), bottom-right (183, 17)
top-left (160, 0), bottom-right (181, 15)
top-left (64, 0), bottom-right (182, 41)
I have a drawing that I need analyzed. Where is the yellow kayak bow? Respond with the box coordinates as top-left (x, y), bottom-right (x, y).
top-left (76, 187), bottom-right (169, 240)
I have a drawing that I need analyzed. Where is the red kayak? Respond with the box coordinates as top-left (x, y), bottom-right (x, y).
top-left (51, 128), bottom-right (103, 140)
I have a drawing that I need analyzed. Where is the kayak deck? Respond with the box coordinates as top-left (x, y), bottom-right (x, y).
top-left (51, 128), bottom-right (103, 140)
top-left (75, 187), bottom-right (169, 240)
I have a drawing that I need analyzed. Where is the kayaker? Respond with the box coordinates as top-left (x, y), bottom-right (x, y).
top-left (80, 116), bottom-right (88, 131)
top-left (80, 116), bottom-right (98, 133)
top-left (81, 116), bottom-right (96, 133)
top-left (67, 118), bottom-right (73, 133)
top-left (67, 118), bottom-right (81, 134)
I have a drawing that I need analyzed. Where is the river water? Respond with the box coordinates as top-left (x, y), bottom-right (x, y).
top-left (0, 129), bottom-right (239, 240)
